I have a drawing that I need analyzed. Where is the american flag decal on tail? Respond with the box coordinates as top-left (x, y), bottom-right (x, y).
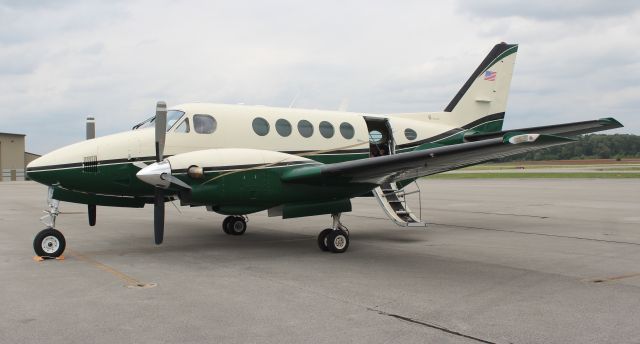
top-left (484, 70), bottom-right (497, 81)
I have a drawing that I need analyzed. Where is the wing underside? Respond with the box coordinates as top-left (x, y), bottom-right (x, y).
top-left (283, 133), bottom-right (575, 185)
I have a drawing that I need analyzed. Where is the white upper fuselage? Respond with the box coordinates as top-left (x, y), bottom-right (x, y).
top-left (28, 103), bottom-right (459, 170)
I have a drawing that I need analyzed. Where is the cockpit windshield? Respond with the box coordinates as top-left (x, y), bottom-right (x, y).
top-left (132, 110), bottom-right (185, 131)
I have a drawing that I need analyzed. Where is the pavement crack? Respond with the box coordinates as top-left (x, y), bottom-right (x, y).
top-left (368, 308), bottom-right (499, 344)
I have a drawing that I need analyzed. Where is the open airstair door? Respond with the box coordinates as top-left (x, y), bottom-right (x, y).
top-left (364, 116), bottom-right (426, 227)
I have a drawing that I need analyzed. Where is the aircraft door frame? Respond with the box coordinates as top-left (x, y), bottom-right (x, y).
top-left (363, 116), bottom-right (395, 157)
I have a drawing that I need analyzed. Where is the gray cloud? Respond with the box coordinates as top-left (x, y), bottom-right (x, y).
top-left (457, 0), bottom-right (640, 20)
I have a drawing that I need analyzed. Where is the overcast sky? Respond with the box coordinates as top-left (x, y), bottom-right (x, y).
top-left (1, 0), bottom-right (639, 154)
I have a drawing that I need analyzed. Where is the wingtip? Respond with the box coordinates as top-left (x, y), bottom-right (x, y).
top-left (598, 117), bottom-right (624, 128)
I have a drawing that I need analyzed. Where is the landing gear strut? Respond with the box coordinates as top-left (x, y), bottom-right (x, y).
top-left (33, 192), bottom-right (66, 258)
top-left (222, 216), bottom-right (247, 236)
top-left (317, 213), bottom-right (349, 253)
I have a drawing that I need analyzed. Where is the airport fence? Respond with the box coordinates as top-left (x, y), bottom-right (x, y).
top-left (0, 169), bottom-right (26, 182)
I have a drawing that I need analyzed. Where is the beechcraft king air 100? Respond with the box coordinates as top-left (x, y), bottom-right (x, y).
top-left (26, 43), bottom-right (623, 256)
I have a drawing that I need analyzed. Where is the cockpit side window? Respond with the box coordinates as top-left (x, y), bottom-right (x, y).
top-left (193, 114), bottom-right (217, 134)
top-left (175, 118), bottom-right (190, 133)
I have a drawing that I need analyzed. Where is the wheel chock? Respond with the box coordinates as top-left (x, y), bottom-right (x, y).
top-left (32, 255), bottom-right (65, 262)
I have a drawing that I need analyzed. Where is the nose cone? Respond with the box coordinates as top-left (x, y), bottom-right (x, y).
top-left (26, 139), bottom-right (98, 186)
top-left (136, 161), bottom-right (171, 188)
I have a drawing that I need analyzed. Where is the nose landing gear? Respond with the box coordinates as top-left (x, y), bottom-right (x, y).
top-left (317, 213), bottom-right (350, 253)
top-left (33, 195), bottom-right (66, 259)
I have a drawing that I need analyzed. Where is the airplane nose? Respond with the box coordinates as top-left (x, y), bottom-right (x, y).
top-left (136, 161), bottom-right (172, 189)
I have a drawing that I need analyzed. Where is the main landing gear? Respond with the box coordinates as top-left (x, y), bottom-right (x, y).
top-left (222, 215), bottom-right (248, 236)
top-left (33, 197), bottom-right (66, 258)
top-left (317, 213), bottom-right (350, 253)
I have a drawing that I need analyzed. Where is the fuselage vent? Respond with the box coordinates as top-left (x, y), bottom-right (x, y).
top-left (83, 156), bottom-right (98, 173)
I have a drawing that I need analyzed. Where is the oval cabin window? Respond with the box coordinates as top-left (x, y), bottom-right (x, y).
top-left (339, 122), bottom-right (355, 139)
top-left (252, 117), bottom-right (270, 136)
top-left (404, 128), bottom-right (417, 141)
top-left (319, 121), bottom-right (334, 138)
top-left (276, 119), bottom-right (292, 137)
top-left (298, 120), bottom-right (314, 138)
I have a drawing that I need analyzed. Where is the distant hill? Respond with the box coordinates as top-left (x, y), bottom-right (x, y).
top-left (503, 134), bottom-right (640, 161)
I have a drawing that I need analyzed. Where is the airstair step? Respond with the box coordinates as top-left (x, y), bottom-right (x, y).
top-left (373, 182), bottom-right (427, 228)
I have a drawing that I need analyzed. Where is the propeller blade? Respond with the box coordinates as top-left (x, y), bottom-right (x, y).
top-left (154, 189), bottom-right (165, 245)
top-left (86, 116), bottom-right (96, 139)
top-left (162, 173), bottom-right (192, 190)
top-left (155, 101), bottom-right (167, 162)
top-left (86, 117), bottom-right (97, 226)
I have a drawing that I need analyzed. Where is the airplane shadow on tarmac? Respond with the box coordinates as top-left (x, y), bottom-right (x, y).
top-left (69, 220), bottom-right (430, 259)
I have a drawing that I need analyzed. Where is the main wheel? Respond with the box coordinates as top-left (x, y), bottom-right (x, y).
top-left (317, 228), bottom-right (333, 251)
top-left (228, 217), bottom-right (247, 236)
top-left (326, 229), bottom-right (349, 253)
top-left (33, 228), bottom-right (66, 258)
top-left (222, 216), bottom-right (234, 234)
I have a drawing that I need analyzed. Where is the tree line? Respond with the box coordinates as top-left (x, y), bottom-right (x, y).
top-left (502, 134), bottom-right (640, 161)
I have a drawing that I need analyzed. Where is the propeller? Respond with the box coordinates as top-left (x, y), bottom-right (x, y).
top-left (135, 101), bottom-right (192, 245)
top-left (153, 101), bottom-right (167, 245)
top-left (86, 116), bottom-right (97, 227)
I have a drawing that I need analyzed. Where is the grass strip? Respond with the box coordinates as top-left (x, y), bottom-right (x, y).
top-left (428, 173), bottom-right (640, 179)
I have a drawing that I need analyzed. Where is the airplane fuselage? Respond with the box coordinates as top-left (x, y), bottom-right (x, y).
top-left (26, 102), bottom-right (503, 202)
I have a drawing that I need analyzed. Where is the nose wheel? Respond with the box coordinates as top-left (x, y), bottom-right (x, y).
top-left (33, 228), bottom-right (66, 258)
top-left (317, 213), bottom-right (350, 253)
top-left (222, 216), bottom-right (247, 235)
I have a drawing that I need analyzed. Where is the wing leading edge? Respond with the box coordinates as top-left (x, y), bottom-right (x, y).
top-left (463, 117), bottom-right (623, 142)
top-left (282, 133), bottom-right (574, 185)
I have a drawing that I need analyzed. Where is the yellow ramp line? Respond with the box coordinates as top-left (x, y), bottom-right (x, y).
top-left (66, 248), bottom-right (152, 287)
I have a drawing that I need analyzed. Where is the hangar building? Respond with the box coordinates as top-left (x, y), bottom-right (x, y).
top-left (0, 132), bottom-right (40, 181)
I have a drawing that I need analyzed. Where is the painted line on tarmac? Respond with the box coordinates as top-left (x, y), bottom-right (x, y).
top-left (66, 248), bottom-right (156, 288)
top-left (345, 214), bottom-right (640, 246)
top-left (368, 308), bottom-right (497, 344)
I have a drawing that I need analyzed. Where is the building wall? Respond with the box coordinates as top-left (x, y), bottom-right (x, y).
top-left (0, 133), bottom-right (26, 181)
top-left (25, 152), bottom-right (41, 166)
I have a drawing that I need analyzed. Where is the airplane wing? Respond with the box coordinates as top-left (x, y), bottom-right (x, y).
top-left (463, 117), bottom-right (622, 142)
top-left (282, 133), bottom-right (574, 185)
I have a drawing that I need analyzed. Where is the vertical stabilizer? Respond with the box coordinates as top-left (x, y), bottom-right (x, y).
top-left (443, 43), bottom-right (518, 133)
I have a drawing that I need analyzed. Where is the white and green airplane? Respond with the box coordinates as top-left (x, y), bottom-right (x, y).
top-left (26, 43), bottom-right (622, 257)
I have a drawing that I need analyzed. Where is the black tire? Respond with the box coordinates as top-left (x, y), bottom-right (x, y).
top-left (33, 228), bottom-right (66, 258)
top-left (327, 229), bottom-right (349, 253)
top-left (222, 216), bottom-right (234, 234)
top-left (317, 228), bottom-right (333, 251)
top-left (228, 217), bottom-right (247, 236)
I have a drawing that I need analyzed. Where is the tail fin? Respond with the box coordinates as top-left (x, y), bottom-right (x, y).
top-left (443, 42), bottom-right (518, 133)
